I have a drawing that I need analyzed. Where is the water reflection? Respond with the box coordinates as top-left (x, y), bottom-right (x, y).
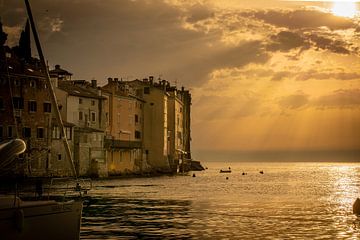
top-left (81, 197), bottom-right (193, 239)
top-left (80, 162), bottom-right (360, 239)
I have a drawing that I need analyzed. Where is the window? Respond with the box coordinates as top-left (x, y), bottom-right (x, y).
top-left (14, 79), bottom-right (21, 86)
top-left (30, 80), bottom-right (36, 88)
top-left (0, 98), bottom-right (4, 110)
top-left (8, 126), bottom-right (13, 138)
top-left (37, 128), bottom-right (44, 138)
top-left (58, 154), bottom-right (62, 161)
top-left (0, 126), bottom-right (3, 138)
top-left (79, 111), bottom-right (83, 120)
top-left (79, 98), bottom-right (83, 104)
top-left (144, 87), bottom-right (150, 94)
top-left (52, 126), bottom-right (61, 139)
top-left (43, 102), bottom-right (51, 113)
top-left (28, 101), bottom-right (37, 112)
top-left (135, 130), bottom-right (141, 139)
top-left (65, 127), bottom-right (72, 140)
top-left (13, 97), bottom-right (24, 109)
top-left (135, 114), bottom-right (139, 123)
top-left (91, 100), bottom-right (95, 106)
top-left (91, 112), bottom-right (96, 122)
top-left (23, 127), bottom-right (31, 138)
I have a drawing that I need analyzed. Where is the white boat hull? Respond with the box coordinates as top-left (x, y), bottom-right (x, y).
top-left (0, 197), bottom-right (82, 240)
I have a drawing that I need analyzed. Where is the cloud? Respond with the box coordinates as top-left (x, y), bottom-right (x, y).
top-left (313, 89), bottom-right (360, 108)
top-left (185, 4), bottom-right (214, 23)
top-left (295, 69), bottom-right (360, 81)
top-left (267, 31), bottom-right (309, 52)
top-left (248, 9), bottom-right (354, 30)
top-left (308, 34), bottom-right (350, 54)
top-left (278, 91), bottom-right (309, 109)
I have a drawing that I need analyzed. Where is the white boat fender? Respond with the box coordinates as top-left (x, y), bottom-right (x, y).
top-left (353, 198), bottom-right (360, 215)
top-left (14, 209), bottom-right (24, 232)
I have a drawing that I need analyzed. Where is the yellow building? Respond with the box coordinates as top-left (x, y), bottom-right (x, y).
top-left (102, 78), bottom-right (147, 175)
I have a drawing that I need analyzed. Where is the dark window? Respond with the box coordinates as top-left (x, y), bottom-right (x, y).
top-left (14, 79), bottom-right (21, 86)
top-left (135, 130), bottom-right (141, 139)
top-left (13, 97), bottom-right (24, 109)
top-left (43, 102), bottom-right (51, 113)
top-left (0, 98), bottom-right (4, 110)
top-left (0, 126), bottom-right (3, 138)
top-left (91, 100), bottom-right (95, 106)
top-left (58, 154), bottom-right (62, 160)
top-left (144, 87), bottom-right (150, 94)
top-left (8, 126), bottom-right (13, 138)
top-left (23, 127), bottom-right (31, 138)
top-left (91, 112), bottom-right (96, 122)
top-left (79, 112), bottom-right (83, 120)
top-left (28, 101), bottom-right (37, 112)
top-left (30, 80), bottom-right (36, 88)
top-left (37, 128), bottom-right (44, 138)
top-left (135, 114), bottom-right (139, 123)
top-left (79, 98), bottom-right (83, 104)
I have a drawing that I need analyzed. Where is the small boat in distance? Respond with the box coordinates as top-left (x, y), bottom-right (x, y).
top-left (220, 167), bottom-right (231, 173)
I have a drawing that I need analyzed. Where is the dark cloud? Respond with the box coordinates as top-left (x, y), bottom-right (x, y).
top-left (313, 89), bottom-right (360, 108)
top-left (308, 34), bottom-right (350, 54)
top-left (1, 0), bottom-right (272, 86)
top-left (247, 9), bottom-right (354, 30)
top-left (278, 92), bottom-right (309, 109)
top-left (267, 31), bottom-right (309, 52)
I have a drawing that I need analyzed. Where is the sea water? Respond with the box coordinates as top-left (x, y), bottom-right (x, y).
top-left (81, 162), bottom-right (360, 239)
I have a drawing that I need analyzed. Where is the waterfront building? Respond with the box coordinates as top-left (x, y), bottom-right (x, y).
top-left (0, 21), bottom-right (65, 177)
top-left (50, 68), bottom-right (108, 177)
top-left (102, 78), bottom-right (148, 175)
top-left (166, 87), bottom-right (185, 172)
top-left (121, 78), bottom-right (171, 173)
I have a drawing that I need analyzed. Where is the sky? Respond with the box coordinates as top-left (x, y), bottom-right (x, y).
top-left (1, 0), bottom-right (360, 155)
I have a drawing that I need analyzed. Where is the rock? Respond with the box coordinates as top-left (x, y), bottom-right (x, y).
top-left (353, 198), bottom-right (360, 215)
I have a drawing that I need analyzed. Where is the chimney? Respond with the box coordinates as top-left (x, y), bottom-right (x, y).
top-left (91, 79), bottom-right (97, 88)
top-left (108, 77), bottom-right (113, 84)
top-left (114, 77), bottom-right (118, 82)
top-left (55, 64), bottom-right (60, 70)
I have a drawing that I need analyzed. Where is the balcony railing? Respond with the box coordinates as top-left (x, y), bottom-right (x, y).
top-left (104, 139), bottom-right (142, 149)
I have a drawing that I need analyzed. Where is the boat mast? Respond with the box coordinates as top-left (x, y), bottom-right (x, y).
top-left (24, 0), bottom-right (78, 178)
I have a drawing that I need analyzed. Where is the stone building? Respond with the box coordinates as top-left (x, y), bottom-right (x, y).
top-left (166, 87), bottom-right (185, 172)
top-left (50, 67), bottom-right (108, 177)
top-left (0, 21), bottom-right (73, 177)
top-left (120, 78), bottom-right (172, 173)
top-left (102, 78), bottom-right (148, 175)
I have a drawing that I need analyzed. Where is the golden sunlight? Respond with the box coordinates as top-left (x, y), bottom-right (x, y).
top-left (331, 1), bottom-right (358, 18)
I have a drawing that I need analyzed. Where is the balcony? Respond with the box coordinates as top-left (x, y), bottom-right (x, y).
top-left (104, 139), bottom-right (142, 149)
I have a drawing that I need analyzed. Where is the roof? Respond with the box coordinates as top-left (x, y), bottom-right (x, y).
top-left (58, 81), bottom-right (106, 99)
top-left (49, 65), bottom-right (72, 76)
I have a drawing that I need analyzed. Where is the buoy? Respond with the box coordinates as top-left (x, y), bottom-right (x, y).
top-left (259, 170), bottom-right (264, 174)
top-left (353, 198), bottom-right (360, 215)
top-left (242, 172), bottom-right (245, 175)
top-left (226, 177), bottom-right (229, 180)
top-left (192, 173), bottom-right (196, 177)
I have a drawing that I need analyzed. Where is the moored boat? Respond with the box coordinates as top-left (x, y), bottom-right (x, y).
top-left (0, 196), bottom-right (82, 240)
